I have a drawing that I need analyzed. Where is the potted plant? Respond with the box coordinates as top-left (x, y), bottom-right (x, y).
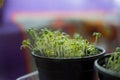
top-left (95, 47), bottom-right (120, 80)
top-left (21, 28), bottom-right (105, 80)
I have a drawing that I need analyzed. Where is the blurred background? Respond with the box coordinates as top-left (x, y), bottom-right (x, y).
top-left (0, 0), bottom-right (120, 80)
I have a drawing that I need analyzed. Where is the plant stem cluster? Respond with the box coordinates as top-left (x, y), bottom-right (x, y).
top-left (21, 28), bottom-right (100, 58)
top-left (104, 47), bottom-right (120, 73)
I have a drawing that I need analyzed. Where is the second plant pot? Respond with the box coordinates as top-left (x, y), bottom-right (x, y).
top-left (32, 47), bottom-right (105, 80)
top-left (94, 54), bottom-right (120, 80)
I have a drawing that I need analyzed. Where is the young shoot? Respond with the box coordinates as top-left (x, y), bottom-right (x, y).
top-left (93, 32), bottom-right (101, 46)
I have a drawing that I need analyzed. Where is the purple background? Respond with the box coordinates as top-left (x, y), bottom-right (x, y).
top-left (3, 0), bottom-right (114, 23)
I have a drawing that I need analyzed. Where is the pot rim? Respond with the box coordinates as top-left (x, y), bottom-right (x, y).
top-left (32, 47), bottom-right (105, 61)
top-left (94, 54), bottom-right (120, 79)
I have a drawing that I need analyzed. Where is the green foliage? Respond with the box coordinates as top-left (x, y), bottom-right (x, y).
top-left (21, 28), bottom-right (100, 58)
top-left (103, 47), bottom-right (120, 73)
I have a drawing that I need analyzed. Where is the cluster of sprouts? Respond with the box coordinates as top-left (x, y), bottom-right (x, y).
top-left (21, 28), bottom-right (101, 58)
top-left (103, 47), bottom-right (120, 73)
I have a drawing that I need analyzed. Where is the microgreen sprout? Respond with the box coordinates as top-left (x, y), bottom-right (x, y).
top-left (93, 32), bottom-right (101, 46)
top-left (21, 28), bottom-right (101, 58)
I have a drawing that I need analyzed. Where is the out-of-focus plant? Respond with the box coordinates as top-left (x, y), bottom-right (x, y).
top-left (103, 47), bottom-right (120, 73)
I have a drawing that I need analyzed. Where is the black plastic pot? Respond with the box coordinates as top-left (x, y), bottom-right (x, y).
top-left (94, 54), bottom-right (120, 80)
top-left (32, 47), bottom-right (105, 80)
